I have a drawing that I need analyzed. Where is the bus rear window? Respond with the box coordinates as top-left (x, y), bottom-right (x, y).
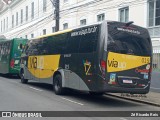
top-left (107, 22), bottom-right (152, 56)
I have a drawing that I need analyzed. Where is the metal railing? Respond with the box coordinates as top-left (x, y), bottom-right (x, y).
top-left (148, 26), bottom-right (160, 38)
top-left (152, 49), bottom-right (160, 72)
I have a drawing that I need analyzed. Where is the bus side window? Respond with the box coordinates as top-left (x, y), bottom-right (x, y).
top-left (36, 38), bottom-right (45, 55)
top-left (67, 32), bottom-right (81, 54)
top-left (78, 31), bottom-right (97, 53)
top-left (44, 33), bottom-right (68, 55)
top-left (27, 39), bottom-right (40, 56)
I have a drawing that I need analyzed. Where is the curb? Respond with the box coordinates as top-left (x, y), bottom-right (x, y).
top-left (105, 93), bottom-right (160, 107)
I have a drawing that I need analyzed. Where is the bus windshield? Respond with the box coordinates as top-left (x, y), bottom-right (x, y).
top-left (107, 22), bottom-right (152, 56)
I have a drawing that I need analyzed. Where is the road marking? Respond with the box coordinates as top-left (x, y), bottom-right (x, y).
top-left (29, 87), bottom-right (43, 92)
top-left (120, 118), bottom-right (128, 120)
top-left (150, 87), bottom-right (160, 90)
top-left (61, 97), bottom-right (84, 106)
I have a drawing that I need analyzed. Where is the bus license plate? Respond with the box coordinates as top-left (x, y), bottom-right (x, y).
top-left (123, 80), bottom-right (133, 84)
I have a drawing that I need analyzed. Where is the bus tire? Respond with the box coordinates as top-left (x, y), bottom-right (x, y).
top-left (89, 92), bottom-right (104, 96)
top-left (53, 74), bottom-right (64, 95)
top-left (20, 70), bottom-right (28, 84)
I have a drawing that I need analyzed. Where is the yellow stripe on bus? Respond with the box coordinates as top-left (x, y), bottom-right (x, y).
top-left (107, 52), bottom-right (151, 72)
top-left (35, 29), bottom-right (72, 39)
top-left (28, 55), bottom-right (61, 78)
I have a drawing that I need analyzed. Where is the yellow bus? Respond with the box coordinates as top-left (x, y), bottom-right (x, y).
top-left (20, 21), bottom-right (152, 95)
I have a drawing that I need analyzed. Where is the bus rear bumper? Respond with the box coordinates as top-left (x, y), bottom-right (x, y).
top-left (92, 75), bottom-right (150, 94)
top-left (103, 86), bottom-right (150, 94)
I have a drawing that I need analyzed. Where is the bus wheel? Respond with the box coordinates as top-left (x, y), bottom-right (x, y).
top-left (53, 74), bottom-right (64, 95)
top-left (20, 70), bottom-right (28, 84)
top-left (89, 92), bottom-right (104, 96)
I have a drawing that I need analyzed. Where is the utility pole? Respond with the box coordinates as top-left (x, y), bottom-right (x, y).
top-left (50, 0), bottom-right (59, 32)
top-left (55, 0), bottom-right (59, 32)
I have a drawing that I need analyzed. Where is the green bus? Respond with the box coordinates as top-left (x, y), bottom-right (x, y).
top-left (0, 38), bottom-right (27, 75)
top-left (20, 21), bottom-right (152, 95)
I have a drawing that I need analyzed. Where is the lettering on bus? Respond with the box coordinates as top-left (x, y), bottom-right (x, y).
top-left (108, 59), bottom-right (126, 69)
top-left (141, 58), bottom-right (150, 64)
top-left (29, 56), bottom-right (44, 69)
top-left (30, 57), bottom-right (37, 68)
top-left (117, 27), bottom-right (140, 34)
top-left (38, 57), bottom-right (44, 69)
top-left (71, 26), bottom-right (97, 37)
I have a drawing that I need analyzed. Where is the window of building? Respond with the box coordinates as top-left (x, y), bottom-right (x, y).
top-left (64, 0), bottom-right (68, 3)
top-left (3, 19), bottom-right (5, 31)
top-left (16, 12), bottom-right (18, 26)
top-left (31, 2), bottom-right (34, 19)
top-left (43, 0), bottom-right (47, 12)
top-left (119, 7), bottom-right (129, 23)
top-left (12, 15), bottom-right (14, 28)
top-left (6, 17), bottom-right (8, 30)
top-left (80, 19), bottom-right (86, 26)
top-left (25, 35), bottom-right (27, 39)
top-left (26, 6), bottom-right (28, 21)
top-left (148, 0), bottom-right (160, 27)
top-left (0, 23), bottom-right (1, 32)
top-left (97, 13), bottom-right (105, 22)
top-left (52, 27), bottom-right (55, 33)
top-left (63, 23), bottom-right (68, 30)
top-left (21, 9), bottom-right (23, 24)
top-left (43, 29), bottom-right (46, 35)
top-left (31, 34), bottom-right (34, 38)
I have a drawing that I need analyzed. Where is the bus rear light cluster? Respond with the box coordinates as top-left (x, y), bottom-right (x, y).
top-left (111, 82), bottom-right (117, 85)
top-left (100, 60), bottom-right (106, 78)
top-left (10, 59), bottom-right (15, 68)
top-left (138, 84), bottom-right (145, 87)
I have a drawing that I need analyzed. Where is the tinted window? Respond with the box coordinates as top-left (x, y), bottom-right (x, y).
top-left (42, 33), bottom-right (68, 55)
top-left (67, 31), bottom-right (81, 53)
top-left (26, 39), bottom-right (40, 55)
top-left (107, 22), bottom-right (152, 56)
top-left (78, 26), bottom-right (99, 53)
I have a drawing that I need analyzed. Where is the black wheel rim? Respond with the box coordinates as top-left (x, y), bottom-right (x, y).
top-left (21, 73), bottom-right (24, 82)
top-left (55, 78), bottom-right (60, 92)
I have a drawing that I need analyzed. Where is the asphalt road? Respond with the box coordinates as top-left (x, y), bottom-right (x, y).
top-left (150, 71), bottom-right (160, 93)
top-left (0, 76), bottom-right (160, 120)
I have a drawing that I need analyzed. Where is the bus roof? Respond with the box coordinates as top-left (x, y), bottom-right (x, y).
top-left (0, 39), bottom-right (11, 42)
top-left (33, 22), bottom-right (102, 40)
top-left (32, 20), bottom-right (141, 41)
top-left (34, 29), bottom-right (72, 40)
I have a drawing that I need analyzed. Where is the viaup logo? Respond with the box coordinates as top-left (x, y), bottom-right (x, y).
top-left (108, 59), bottom-right (126, 69)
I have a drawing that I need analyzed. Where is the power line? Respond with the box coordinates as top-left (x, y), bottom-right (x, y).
top-left (0, 3), bottom-right (53, 31)
top-left (1, 0), bottom-right (152, 38)
top-left (60, 0), bottom-right (147, 16)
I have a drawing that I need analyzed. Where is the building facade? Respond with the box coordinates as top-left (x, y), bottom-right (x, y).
top-left (0, 0), bottom-right (55, 39)
top-left (0, 0), bottom-right (160, 69)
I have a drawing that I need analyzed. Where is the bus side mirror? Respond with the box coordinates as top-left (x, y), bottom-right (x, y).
top-left (20, 43), bottom-right (23, 49)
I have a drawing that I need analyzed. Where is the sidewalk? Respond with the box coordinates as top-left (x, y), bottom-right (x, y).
top-left (107, 91), bottom-right (160, 107)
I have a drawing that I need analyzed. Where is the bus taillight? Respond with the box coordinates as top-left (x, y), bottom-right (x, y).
top-left (10, 59), bottom-right (15, 68)
top-left (100, 60), bottom-right (106, 77)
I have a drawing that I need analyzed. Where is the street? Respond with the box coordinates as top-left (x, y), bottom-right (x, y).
top-left (0, 75), bottom-right (160, 120)
top-left (151, 71), bottom-right (160, 93)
